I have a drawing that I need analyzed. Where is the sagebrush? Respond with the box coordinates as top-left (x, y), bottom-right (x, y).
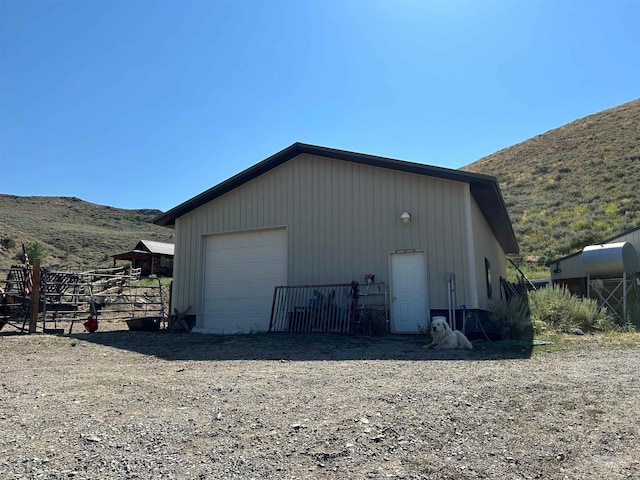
top-left (487, 296), bottom-right (533, 339)
top-left (488, 286), bottom-right (624, 338)
top-left (529, 285), bottom-right (616, 333)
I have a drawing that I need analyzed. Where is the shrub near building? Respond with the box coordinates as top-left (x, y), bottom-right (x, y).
top-left (529, 286), bottom-right (619, 334)
top-left (488, 286), bottom-right (627, 339)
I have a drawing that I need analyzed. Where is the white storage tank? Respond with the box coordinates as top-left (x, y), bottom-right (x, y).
top-left (582, 242), bottom-right (638, 278)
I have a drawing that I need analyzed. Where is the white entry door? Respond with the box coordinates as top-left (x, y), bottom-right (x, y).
top-left (390, 251), bottom-right (428, 333)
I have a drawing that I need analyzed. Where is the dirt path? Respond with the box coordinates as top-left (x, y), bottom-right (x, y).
top-left (1, 331), bottom-right (639, 479)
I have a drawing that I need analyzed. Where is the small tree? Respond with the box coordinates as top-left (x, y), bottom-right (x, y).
top-left (14, 241), bottom-right (45, 263)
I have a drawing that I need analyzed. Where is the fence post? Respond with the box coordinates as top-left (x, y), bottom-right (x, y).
top-left (29, 258), bottom-right (41, 333)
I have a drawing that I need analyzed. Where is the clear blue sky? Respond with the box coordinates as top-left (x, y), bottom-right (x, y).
top-left (1, 0), bottom-right (638, 212)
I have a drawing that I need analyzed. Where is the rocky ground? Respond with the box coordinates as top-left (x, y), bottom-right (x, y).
top-left (1, 328), bottom-right (639, 479)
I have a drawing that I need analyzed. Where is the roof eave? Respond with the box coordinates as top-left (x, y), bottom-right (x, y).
top-left (153, 143), bottom-right (519, 254)
top-left (469, 182), bottom-right (519, 254)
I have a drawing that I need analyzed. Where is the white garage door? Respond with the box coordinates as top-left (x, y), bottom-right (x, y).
top-left (202, 228), bottom-right (287, 333)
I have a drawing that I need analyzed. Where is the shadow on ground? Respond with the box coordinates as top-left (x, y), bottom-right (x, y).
top-left (65, 330), bottom-right (535, 361)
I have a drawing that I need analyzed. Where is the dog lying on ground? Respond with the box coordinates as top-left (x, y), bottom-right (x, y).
top-left (423, 318), bottom-right (473, 350)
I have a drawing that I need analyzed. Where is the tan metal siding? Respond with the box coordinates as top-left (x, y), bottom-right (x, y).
top-left (469, 197), bottom-right (508, 310)
top-left (550, 255), bottom-right (584, 280)
top-left (172, 153), bottom-right (481, 321)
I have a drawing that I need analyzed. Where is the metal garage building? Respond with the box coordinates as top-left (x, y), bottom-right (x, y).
top-left (154, 143), bottom-right (518, 334)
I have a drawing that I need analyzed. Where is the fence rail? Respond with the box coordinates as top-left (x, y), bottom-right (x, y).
top-left (1, 264), bottom-right (167, 333)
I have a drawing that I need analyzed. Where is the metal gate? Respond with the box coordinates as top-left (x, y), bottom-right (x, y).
top-left (269, 282), bottom-right (389, 334)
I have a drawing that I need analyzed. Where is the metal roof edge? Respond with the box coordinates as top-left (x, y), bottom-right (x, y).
top-left (153, 143), bottom-right (519, 252)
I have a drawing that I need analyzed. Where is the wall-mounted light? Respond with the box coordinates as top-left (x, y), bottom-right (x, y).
top-left (400, 211), bottom-right (411, 224)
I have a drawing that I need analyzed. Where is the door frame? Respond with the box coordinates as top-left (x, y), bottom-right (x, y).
top-left (388, 250), bottom-right (429, 333)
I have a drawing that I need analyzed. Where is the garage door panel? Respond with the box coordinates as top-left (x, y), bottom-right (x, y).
top-left (205, 260), bottom-right (286, 281)
top-left (206, 245), bottom-right (286, 263)
top-left (202, 228), bottom-right (287, 333)
top-left (205, 230), bottom-right (284, 249)
top-left (204, 263), bottom-right (286, 290)
top-left (203, 279), bottom-right (277, 300)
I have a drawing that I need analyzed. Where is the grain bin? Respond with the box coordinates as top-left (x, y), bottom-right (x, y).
top-left (582, 242), bottom-right (638, 278)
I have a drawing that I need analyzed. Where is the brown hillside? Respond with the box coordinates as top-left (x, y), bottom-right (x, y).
top-left (0, 195), bottom-right (173, 269)
top-left (463, 97), bottom-right (640, 263)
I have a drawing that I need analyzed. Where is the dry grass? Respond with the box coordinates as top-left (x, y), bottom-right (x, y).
top-left (464, 97), bottom-right (640, 264)
top-left (0, 194), bottom-right (172, 269)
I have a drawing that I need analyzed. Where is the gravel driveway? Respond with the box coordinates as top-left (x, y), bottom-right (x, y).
top-left (1, 329), bottom-right (639, 479)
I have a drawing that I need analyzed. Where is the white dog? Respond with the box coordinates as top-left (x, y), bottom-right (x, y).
top-left (423, 318), bottom-right (473, 350)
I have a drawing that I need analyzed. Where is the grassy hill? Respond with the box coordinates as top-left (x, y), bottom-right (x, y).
top-left (0, 195), bottom-right (173, 269)
top-left (464, 97), bottom-right (640, 269)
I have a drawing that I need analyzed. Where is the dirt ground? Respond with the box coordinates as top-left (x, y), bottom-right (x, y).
top-left (1, 325), bottom-right (639, 479)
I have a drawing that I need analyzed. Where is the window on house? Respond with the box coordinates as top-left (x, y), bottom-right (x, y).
top-left (485, 258), bottom-right (492, 299)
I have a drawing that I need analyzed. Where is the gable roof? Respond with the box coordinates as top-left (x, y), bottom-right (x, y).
top-left (154, 143), bottom-right (518, 253)
top-left (112, 240), bottom-right (174, 260)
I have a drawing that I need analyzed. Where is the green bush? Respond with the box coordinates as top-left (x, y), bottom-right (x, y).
top-left (529, 286), bottom-right (616, 333)
top-left (13, 241), bottom-right (45, 262)
top-left (1, 237), bottom-right (16, 250)
top-left (487, 296), bottom-right (533, 340)
top-left (488, 286), bottom-right (623, 338)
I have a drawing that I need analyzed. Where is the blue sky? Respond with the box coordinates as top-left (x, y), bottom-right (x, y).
top-left (1, 0), bottom-right (638, 212)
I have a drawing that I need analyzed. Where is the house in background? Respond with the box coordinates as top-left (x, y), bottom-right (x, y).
top-left (154, 143), bottom-right (518, 334)
top-left (111, 240), bottom-right (174, 277)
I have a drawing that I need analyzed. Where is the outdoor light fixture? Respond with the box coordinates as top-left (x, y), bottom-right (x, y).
top-left (400, 212), bottom-right (411, 224)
